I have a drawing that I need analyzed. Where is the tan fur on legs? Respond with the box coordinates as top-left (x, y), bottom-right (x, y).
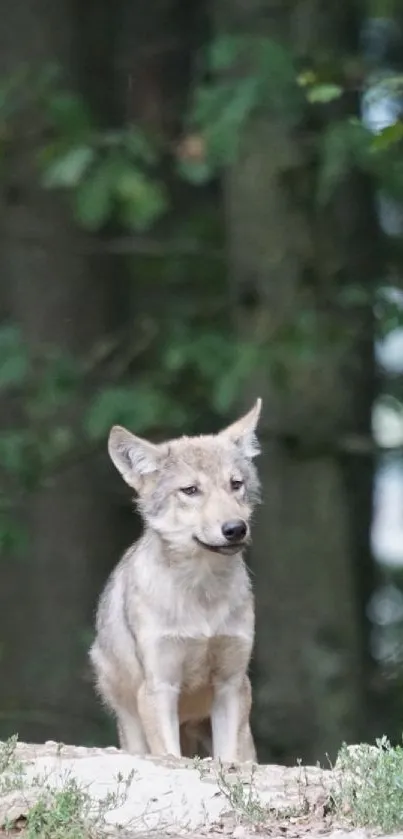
top-left (116, 705), bottom-right (149, 754)
top-left (236, 676), bottom-right (257, 761)
top-left (137, 681), bottom-right (181, 756)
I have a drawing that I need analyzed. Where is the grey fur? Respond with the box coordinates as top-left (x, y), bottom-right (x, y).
top-left (90, 399), bottom-right (262, 761)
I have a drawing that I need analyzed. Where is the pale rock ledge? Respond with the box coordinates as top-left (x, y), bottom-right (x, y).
top-left (0, 741), bottom-right (395, 839)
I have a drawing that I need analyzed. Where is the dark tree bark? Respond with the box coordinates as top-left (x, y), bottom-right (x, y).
top-left (0, 0), bottom-right (130, 745)
top-left (215, 0), bottom-right (380, 764)
top-left (0, 0), bottom-right (212, 746)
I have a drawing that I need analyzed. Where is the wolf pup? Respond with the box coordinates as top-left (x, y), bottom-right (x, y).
top-left (90, 399), bottom-right (262, 762)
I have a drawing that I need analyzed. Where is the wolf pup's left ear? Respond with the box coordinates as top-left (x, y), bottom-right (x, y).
top-left (108, 425), bottom-right (161, 490)
top-left (218, 398), bottom-right (262, 459)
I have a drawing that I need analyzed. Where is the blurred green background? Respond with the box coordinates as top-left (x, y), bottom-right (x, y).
top-left (2, 0), bottom-right (403, 767)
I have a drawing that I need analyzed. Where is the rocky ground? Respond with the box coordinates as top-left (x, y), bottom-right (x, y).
top-left (0, 742), bottom-right (398, 839)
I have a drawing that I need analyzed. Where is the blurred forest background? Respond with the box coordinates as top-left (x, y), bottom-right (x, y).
top-left (3, 0), bottom-right (403, 767)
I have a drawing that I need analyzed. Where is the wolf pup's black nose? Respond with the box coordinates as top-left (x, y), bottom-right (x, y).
top-left (222, 519), bottom-right (247, 542)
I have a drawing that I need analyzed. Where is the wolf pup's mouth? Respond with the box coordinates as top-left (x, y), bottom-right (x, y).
top-left (193, 536), bottom-right (246, 556)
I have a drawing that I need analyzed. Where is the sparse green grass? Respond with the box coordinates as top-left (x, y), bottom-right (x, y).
top-left (5, 733), bottom-right (403, 837)
top-left (192, 758), bottom-right (312, 826)
top-left (215, 762), bottom-right (267, 824)
top-left (0, 737), bottom-right (134, 839)
top-left (191, 756), bottom-right (268, 823)
top-left (22, 776), bottom-right (133, 839)
top-left (24, 779), bottom-right (93, 839)
top-left (332, 736), bottom-right (403, 833)
top-left (0, 736), bottom-right (25, 795)
top-left (0, 737), bottom-right (19, 775)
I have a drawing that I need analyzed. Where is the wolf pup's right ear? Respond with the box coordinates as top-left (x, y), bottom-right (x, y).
top-left (218, 398), bottom-right (262, 460)
top-left (108, 425), bottom-right (161, 490)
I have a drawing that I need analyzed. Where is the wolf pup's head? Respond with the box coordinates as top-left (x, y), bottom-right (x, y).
top-left (108, 399), bottom-right (262, 557)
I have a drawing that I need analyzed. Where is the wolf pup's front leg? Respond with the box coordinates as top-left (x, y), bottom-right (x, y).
top-left (136, 642), bottom-right (183, 757)
top-left (137, 680), bottom-right (181, 757)
top-left (211, 674), bottom-right (253, 762)
top-left (211, 683), bottom-right (242, 761)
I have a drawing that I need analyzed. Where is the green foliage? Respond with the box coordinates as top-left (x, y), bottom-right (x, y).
top-left (371, 120), bottom-right (403, 151)
top-left (26, 779), bottom-right (90, 839)
top-left (0, 329), bottom-right (84, 545)
top-left (72, 161), bottom-right (114, 230)
top-left (39, 106), bottom-right (168, 231)
top-left (0, 734), bottom-right (19, 775)
top-left (213, 762), bottom-right (267, 824)
top-left (0, 308), bottom-right (264, 555)
top-left (297, 69), bottom-right (343, 104)
top-left (0, 325), bottom-right (29, 390)
top-left (42, 146), bottom-right (96, 189)
top-left (317, 76), bottom-right (403, 204)
top-left (207, 35), bottom-right (245, 72)
top-left (0, 736), bottom-right (134, 839)
top-left (306, 84), bottom-right (343, 104)
top-left (181, 35), bottom-right (302, 183)
top-left (85, 384), bottom-right (187, 440)
top-left (318, 118), bottom-right (371, 204)
top-left (46, 90), bottom-right (95, 137)
top-left (0, 66), bottom-right (167, 232)
top-left (375, 288), bottom-right (403, 339)
top-left (0, 431), bottom-right (28, 476)
top-left (0, 40), bottom-right (403, 560)
top-left (164, 328), bottom-right (261, 414)
top-left (116, 167), bottom-right (168, 232)
top-left (333, 738), bottom-right (403, 832)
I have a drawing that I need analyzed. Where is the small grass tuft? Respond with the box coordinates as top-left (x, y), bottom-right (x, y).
top-left (0, 736), bottom-right (25, 794)
top-left (332, 735), bottom-right (403, 832)
top-left (25, 779), bottom-right (90, 839)
top-left (25, 773), bottom-right (134, 839)
top-left (0, 736), bottom-right (134, 839)
top-left (0, 736), bottom-right (19, 775)
top-left (215, 763), bottom-right (267, 824)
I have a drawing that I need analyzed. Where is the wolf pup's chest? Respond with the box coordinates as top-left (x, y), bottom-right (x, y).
top-left (166, 612), bottom-right (253, 693)
top-left (180, 636), bottom-right (223, 691)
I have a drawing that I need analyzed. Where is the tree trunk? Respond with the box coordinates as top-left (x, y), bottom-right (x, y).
top-left (216, 1), bottom-right (380, 764)
top-left (0, 0), bottom-right (129, 745)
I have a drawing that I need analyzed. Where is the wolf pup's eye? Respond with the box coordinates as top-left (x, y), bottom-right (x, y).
top-left (180, 485), bottom-right (199, 496)
top-left (230, 478), bottom-right (243, 491)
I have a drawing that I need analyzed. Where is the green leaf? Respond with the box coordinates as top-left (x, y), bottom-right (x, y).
top-left (176, 157), bottom-right (213, 185)
top-left (212, 343), bottom-right (259, 414)
top-left (86, 385), bottom-right (170, 439)
top-left (190, 37), bottom-right (302, 166)
top-left (256, 38), bottom-right (302, 120)
top-left (297, 70), bottom-right (317, 88)
top-left (46, 92), bottom-right (94, 136)
top-left (28, 351), bottom-right (81, 420)
top-left (41, 145), bottom-right (95, 188)
top-left (0, 513), bottom-right (28, 555)
top-left (371, 122), bottom-right (403, 152)
top-left (0, 326), bottom-right (28, 389)
top-left (73, 163), bottom-right (113, 230)
top-left (0, 353), bottom-right (28, 390)
top-left (306, 84), bottom-right (343, 104)
top-left (0, 431), bottom-right (27, 474)
top-left (200, 78), bottom-right (259, 165)
top-left (124, 129), bottom-right (158, 164)
top-left (164, 344), bottom-right (188, 372)
top-left (317, 119), bottom-right (370, 204)
top-left (116, 169), bottom-right (168, 231)
top-left (208, 36), bottom-right (243, 71)
top-left (41, 427), bottom-right (75, 466)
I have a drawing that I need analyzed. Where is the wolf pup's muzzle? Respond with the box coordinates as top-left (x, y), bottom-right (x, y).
top-left (193, 518), bottom-right (248, 556)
